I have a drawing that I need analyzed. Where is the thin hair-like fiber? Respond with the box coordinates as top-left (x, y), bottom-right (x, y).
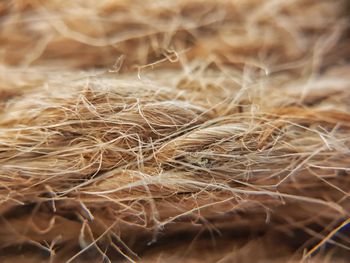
top-left (0, 0), bottom-right (349, 262)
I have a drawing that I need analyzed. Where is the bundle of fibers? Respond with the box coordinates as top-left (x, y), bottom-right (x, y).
top-left (0, 0), bottom-right (350, 262)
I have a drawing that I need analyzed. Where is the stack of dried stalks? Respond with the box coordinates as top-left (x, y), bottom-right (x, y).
top-left (0, 0), bottom-right (349, 262)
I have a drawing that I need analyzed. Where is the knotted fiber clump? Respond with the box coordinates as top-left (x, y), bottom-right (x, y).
top-left (0, 0), bottom-right (349, 262)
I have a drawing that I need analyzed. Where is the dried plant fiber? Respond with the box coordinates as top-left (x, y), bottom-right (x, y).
top-left (0, 0), bottom-right (350, 262)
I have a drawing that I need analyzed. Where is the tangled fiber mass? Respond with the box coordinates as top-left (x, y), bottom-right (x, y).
top-left (0, 0), bottom-right (350, 262)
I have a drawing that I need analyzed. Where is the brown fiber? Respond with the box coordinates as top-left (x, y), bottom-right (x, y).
top-left (0, 0), bottom-right (349, 262)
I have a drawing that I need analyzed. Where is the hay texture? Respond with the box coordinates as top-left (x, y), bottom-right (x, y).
top-left (0, 0), bottom-right (349, 262)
